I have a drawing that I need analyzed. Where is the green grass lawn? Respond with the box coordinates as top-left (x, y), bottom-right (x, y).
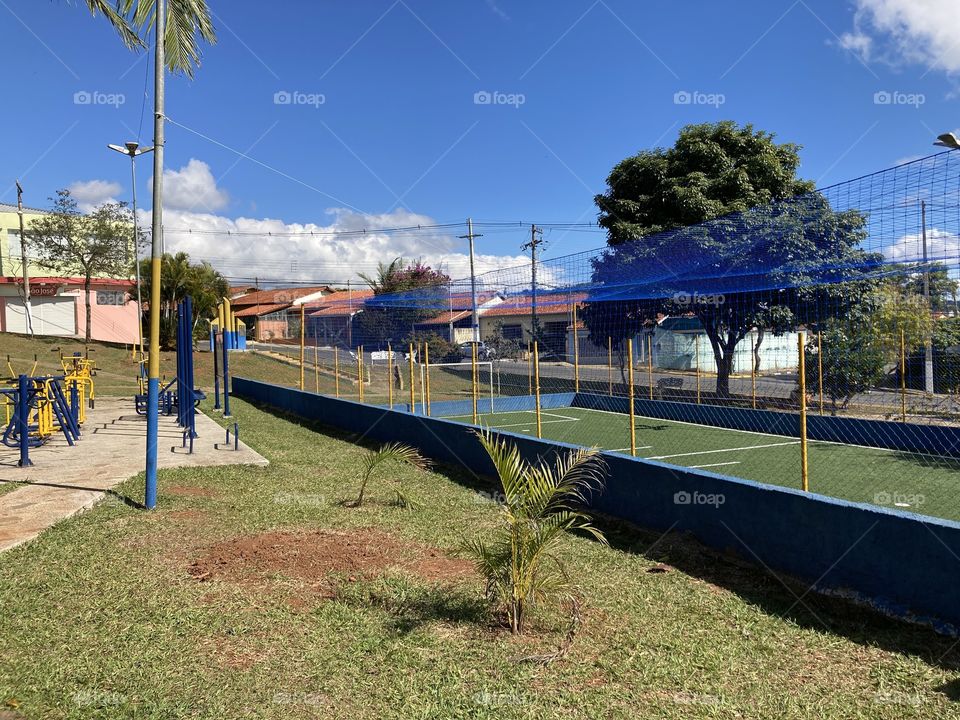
top-left (0, 395), bottom-right (958, 718)
top-left (443, 407), bottom-right (960, 523)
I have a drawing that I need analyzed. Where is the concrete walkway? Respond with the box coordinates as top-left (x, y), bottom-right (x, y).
top-left (0, 397), bottom-right (267, 553)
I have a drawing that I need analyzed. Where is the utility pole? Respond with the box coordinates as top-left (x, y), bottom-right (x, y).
top-left (15, 180), bottom-right (33, 337)
top-left (522, 224), bottom-right (544, 347)
top-left (921, 200), bottom-right (934, 394)
top-left (459, 218), bottom-right (482, 343)
top-left (144, 0), bottom-right (166, 510)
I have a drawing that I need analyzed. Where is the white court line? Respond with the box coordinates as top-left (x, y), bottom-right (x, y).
top-left (609, 446), bottom-right (652, 452)
top-left (483, 418), bottom-right (580, 430)
top-left (650, 441), bottom-right (800, 460)
top-left (689, 461), bottom-right (742, 469)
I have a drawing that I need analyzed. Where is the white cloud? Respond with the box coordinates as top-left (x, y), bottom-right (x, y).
top-left (153, 158), bottom-right (230, 212)
top-left (842, 0), bottom-right (960, 75)
top-left (147, 204), bottom-right (537, 288)
top-left (67, 179), bottom-right (121, 211)
top-left (884, 227), bottom-right (960, 263)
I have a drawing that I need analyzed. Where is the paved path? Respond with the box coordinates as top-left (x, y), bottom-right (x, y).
top-left (0, 397), bottom-right (267, 553)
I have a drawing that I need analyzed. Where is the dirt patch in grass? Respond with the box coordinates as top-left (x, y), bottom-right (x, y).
top-left (186, 528), bottom-right (475, 592)
top-left (167, 485), bottom-right (218, 498)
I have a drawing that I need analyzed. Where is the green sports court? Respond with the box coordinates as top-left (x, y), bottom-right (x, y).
top-left (444, 405), bottom-right (960, 522)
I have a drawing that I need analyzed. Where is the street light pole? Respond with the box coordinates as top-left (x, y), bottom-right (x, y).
top-left (15, 180), bottom-right (33, 337)
top-left (145, 0), bottom-right (166, 510)
top-left (108, 142), bottom-right (154, 359)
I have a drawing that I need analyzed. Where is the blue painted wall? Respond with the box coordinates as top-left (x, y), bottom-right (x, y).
top-left (232, 377), bottom-right (960, 633)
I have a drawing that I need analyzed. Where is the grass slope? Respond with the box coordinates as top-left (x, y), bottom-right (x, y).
top-left (0, 395), bottom-right (957, 718)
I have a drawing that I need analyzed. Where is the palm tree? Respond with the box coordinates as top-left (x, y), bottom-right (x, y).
top-left (76, 0), bottom-right (216, 75)
top-left (351, 443), bottom-right (429, 508)
top-left (463, 431), bottom-right (607, 635)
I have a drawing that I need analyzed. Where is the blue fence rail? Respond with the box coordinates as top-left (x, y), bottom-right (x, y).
top-left (230, 377), bottom-right (960, 634)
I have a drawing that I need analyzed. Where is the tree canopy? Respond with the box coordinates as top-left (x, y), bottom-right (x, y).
top-left (584, 121), bottom-right (881, 396)
top-left (356, 258), bottom-right (450, 346)
top-left (29, 189), bottom-right (136, 342)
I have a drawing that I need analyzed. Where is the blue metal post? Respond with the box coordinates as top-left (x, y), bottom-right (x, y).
top-left (213, 328), bottom-right (221, 410)
top-left (17, 374), bottom-right (33, 467)
top-left (222, 331), bottom-right (231, 418)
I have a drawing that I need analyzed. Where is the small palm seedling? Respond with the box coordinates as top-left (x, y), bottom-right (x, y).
top-left (463, 430), bottom-right (607, 635)
top-left (351, 443), bottom-right (428, 509)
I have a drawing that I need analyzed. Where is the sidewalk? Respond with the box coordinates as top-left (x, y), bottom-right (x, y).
top-left (0, 397), bottom-right (267, 553)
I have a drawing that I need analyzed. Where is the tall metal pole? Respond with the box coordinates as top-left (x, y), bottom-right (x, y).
top-left (921, 200), bottom-right (934, 394)
top-left (15, 181), bottom-right (33, 337)
top-left (460, 219), bottom-right (482, 343)
top-left (145, 0), bottom-right (166, 510)
top-left (522, 225), bottom-right (543, 347)
top-left (129, 154), bottom-right (144, 357)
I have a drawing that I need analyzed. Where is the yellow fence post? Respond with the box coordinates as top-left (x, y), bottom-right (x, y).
top-left (647, 334), bottom-right (654, 401)
top-left (425, 342), bottom-right (431, 417)
top-left (527, 341), bottom-right (533, 396)
top-left (900, 328), bottom-right (907, 423)
top-left (334, 346), bottom-right (340, 398)
top-left (572, 302), bottom-right (580, 393)
top-left (313, 344), bottom-right (319, 393)
top-left (798, 332), bottom-right (809, 492)
top-left (299, 304), bottom-right (305, 390)
top-left (408, 343), bottom-right (416, 413)
top-left (607, 336), bottom-right (613, 396)
top-left (817, 331), bottom-right (824, 417)
top-left (695, 334), bottom-right (701, 404)
top-left (533, 340), bottom-right (542, 438)
top-left (628, 338), bottom-right (636, 456)
top-left (387, 342), bottom-right (394, 409)
top-left (471, 342), bottom-right (479, 425)
top-left (751, 335), bottom-right (757, 410)
top-left (357, 347), bottom-right (363, 402)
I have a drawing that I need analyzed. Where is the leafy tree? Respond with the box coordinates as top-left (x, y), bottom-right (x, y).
top-left (463, 431), bottom-right (607, 635)
top-left (899, 263), bottom-right (958, 314)
top-left (871, 283), bottom-right (933, 359)
top-left (357, 258), bottom-right (450, 346)
top-left (805, 319), bottom-right (886, 414)
top-left (29, 190), bottom-right (135, 343)
top-left (136, 252), bottom-right (227, 348)
top-left (485, 321), bottom-right (523, 360)
top-left (584, 121), bottom-right (880, 396)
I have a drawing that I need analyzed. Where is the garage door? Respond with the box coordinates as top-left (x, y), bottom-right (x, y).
top-left (6, 297), bottom-right (76, 336)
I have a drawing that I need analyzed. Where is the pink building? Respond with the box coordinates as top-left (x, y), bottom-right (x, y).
top-left (0, 277), bottom-right (140, 344)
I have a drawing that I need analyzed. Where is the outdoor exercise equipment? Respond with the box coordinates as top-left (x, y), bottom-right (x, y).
top-left (209, 297), bottom-right (246, 351)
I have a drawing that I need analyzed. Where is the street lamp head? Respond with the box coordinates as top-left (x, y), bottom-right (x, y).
top-left (108, 142), bottom-right (155, 157)
top-left (934, 132), bottom-right (960, 150)
top-left (125, 141), bottom-right (140, 154)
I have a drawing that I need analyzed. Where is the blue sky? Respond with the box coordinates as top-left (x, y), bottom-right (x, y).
top-left (3, 0), bottom-right (959, 284)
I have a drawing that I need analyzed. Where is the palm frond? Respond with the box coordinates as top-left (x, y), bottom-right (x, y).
top-left (119, 0), bottom-right (217, 76)
top-left (351, 443), bottom-right (428, 507)
top-left (80, 0), bottom-right (144, 49)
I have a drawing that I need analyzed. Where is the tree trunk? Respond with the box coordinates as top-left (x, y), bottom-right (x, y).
top-left (84, 275), bottom-right (93, 343)
top-left (753, 327), bottom-right (765, 374)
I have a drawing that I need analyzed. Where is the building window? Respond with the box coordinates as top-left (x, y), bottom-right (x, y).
top-left (96, 290), bottom-right (126, 305)
top-left (501, 324), bottom-right (523, 340)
